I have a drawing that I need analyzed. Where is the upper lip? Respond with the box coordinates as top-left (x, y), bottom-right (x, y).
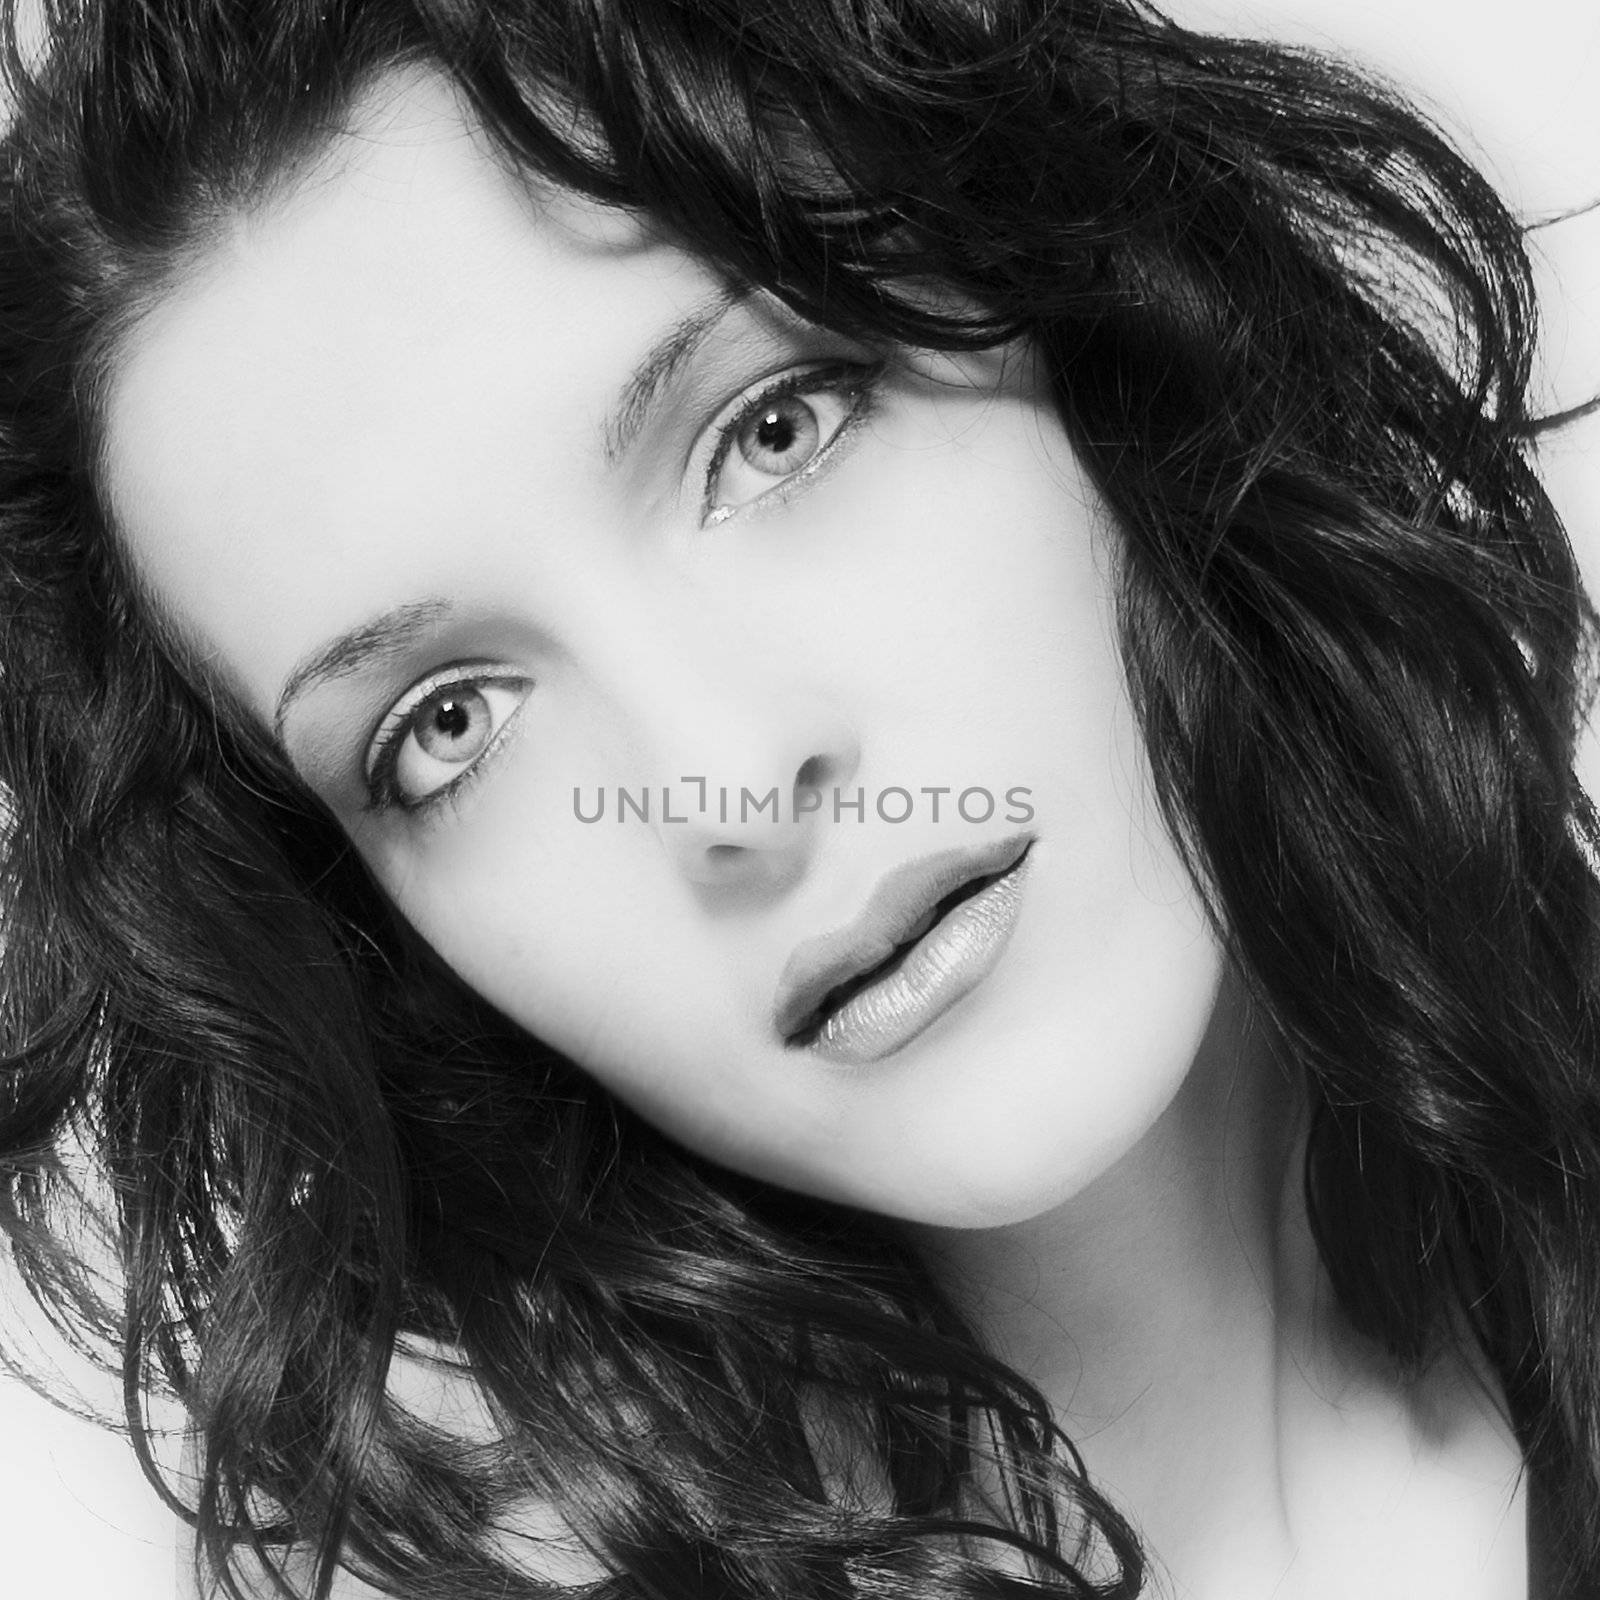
top-left (773, 832), bottom-right (1035, 1042)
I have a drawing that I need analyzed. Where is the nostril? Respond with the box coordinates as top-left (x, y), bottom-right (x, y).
top-left (795, 754), bottom-right (829, 790)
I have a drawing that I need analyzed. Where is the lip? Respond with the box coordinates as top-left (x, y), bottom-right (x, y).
top-left (774, 832), bottom-right (1034, 1049)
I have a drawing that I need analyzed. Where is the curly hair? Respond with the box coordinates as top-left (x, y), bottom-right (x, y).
top-left (1, 1), bottom-right (1597, 1596)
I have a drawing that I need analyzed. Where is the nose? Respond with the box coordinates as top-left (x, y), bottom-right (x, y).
top-left (645, 678), bottom-right (861, 894)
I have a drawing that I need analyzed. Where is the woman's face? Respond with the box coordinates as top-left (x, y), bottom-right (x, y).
top-left (105, 71), bottom-right (1223, 1227)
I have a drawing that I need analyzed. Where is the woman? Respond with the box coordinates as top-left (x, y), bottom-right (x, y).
top-left (0, 0), bottom-right (1595, 1595)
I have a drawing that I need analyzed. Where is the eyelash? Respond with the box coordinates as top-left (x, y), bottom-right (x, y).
top-left (699, 360), bottom-right (883, 525)
top-left (364, 665), bottom-right (530, 815)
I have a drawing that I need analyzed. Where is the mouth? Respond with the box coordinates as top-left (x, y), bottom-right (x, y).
top-left (775, 834), bottom-right (1034, 1065)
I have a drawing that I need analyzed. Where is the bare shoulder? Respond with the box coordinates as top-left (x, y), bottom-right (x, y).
top-left (1283, 1333), bottom-right (1528, 1600)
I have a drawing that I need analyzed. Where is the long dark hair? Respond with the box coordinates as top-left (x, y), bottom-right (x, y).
top-left (1, 1), bottom-right (1597, 1596)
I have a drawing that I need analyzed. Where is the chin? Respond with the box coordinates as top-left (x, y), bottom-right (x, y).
top-left (862, 1139), bottom-right (1147, 1231)
top-left (816, 988), bottom-right (1225, 1232)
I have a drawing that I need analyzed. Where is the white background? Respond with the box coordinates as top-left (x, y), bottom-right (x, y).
top-left (0, 2), bottom-right (1595, 1593)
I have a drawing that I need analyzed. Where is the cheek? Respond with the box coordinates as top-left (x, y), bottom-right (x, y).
top-left (360, 809), bottom-right (769, 1125)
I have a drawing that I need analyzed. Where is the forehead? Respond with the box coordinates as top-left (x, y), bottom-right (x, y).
top-left (102, 68), bottom-right (723, 715)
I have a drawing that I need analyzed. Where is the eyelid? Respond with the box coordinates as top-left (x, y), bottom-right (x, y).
top-left (698, 360), bottom-right (883, 525)
top-left (364, 662), bottom-right (530, 814)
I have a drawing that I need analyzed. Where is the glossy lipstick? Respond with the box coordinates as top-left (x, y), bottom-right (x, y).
top-left (775, 834), bottom-right (1033, 1066)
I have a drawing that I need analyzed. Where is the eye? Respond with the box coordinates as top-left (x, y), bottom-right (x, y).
top-left (365, 670), bottom-right (531, 811)
top-left (702, 364), bottom-right (879, 523)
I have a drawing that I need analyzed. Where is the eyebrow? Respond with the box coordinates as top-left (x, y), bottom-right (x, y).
top-left (273, 597), bottom-right (451, 744)
top-left (601, 284), bottom-right (749, 466)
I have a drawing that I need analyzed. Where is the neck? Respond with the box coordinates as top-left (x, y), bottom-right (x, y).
top-left (911, 967), bottom-right (1525, 1598)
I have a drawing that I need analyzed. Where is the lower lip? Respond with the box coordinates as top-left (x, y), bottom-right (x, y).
top-left (804, 851), bottom-right (1033, 1066)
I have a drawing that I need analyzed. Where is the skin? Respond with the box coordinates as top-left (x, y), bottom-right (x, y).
top-left (109, 69), bottom-right (1524, 1600)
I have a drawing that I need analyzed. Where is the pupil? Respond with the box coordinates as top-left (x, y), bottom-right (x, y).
top-left (756, 408), bottom-right (795, 452)
top-left (433, 698), bottom-right (471, 739)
